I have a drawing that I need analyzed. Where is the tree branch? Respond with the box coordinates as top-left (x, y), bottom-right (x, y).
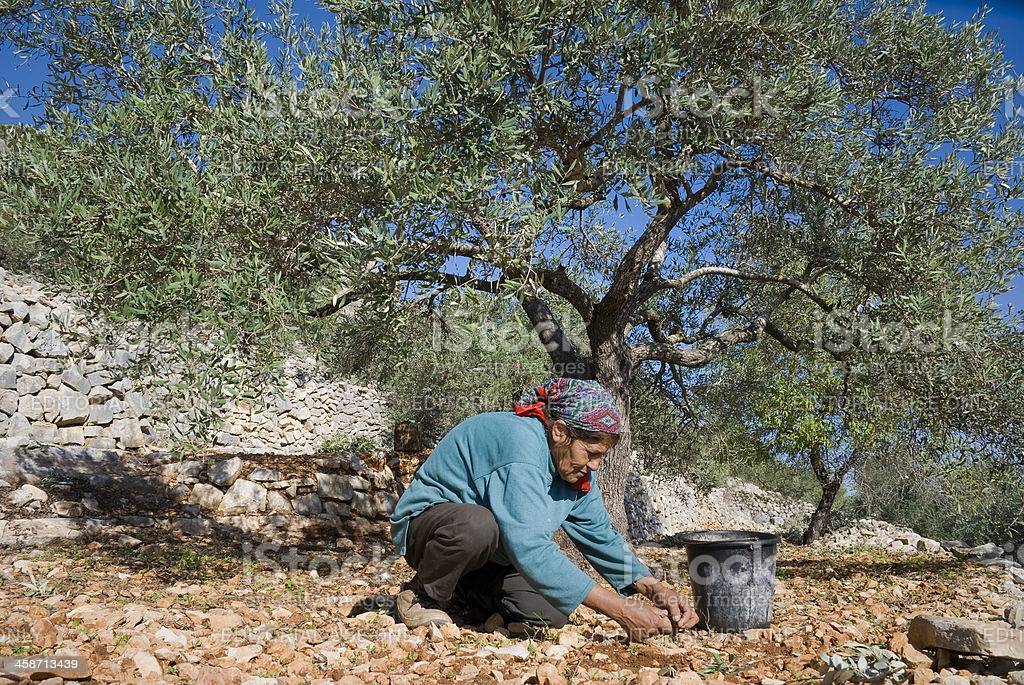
top-left (643, 266), bottom-right (832, 312)
top-left (594, 170), bottom-right (726, 336)
top-left (630, 317), bottom-right (766, 367)
top-left (520, 294), bottom-right (590, 378)
top-left (535, 266), bottom-right (595, 322)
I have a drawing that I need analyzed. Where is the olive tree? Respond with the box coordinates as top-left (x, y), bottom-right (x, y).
top-left (3, 0), bottom-right (1023, 533)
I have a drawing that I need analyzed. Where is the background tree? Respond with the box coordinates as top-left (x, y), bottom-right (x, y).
top-left (2, 0), bottom-right (1023, 533)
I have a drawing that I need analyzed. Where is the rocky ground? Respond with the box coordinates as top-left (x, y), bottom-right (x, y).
top-left (0, 534), bottom-right (1019, 685)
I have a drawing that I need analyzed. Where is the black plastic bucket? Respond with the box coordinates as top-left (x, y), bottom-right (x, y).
top-left (676, 530), bottom-right (780, 632)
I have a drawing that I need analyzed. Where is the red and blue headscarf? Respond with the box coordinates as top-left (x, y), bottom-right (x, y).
top-left (514, 378), bottom-right (623, 492)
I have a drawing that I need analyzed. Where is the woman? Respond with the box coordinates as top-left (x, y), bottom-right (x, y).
top-left (389, 378), bottom-right (698, 640)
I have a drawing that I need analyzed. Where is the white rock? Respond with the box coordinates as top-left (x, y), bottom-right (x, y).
top-left (227, 644), bottom-right (263, 664)
top-left (190, 483), bottom-right (224, 510)
top-left (56, 387), bottom-right (90, 426)
top-left (155, 626), bottom-right (188, 647)
top-left (210, 456), bottom-right (243, 486)
top-left (61, 366), bottom-right (92, 395)
top-left (218, 479), bottom-right (267, 515)
top-left (132, 650), bottom-right (161, 677)
top-left (11, 484), bottom-right (48, 506)
top-left (0, 364), bottom-right (15, 390)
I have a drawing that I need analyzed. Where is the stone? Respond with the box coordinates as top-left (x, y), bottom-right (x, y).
top-left (217, 479), bottom-right (267, 515)
top-left (88, 403), bottom-right (115, 425)
top-left (88, 384), bottom-right (113, 404)
top-left (191, 483), bottom-right (225, 510)
top-left (636, 668), bottom-right (662, 685)
top-left (912, 667), bottom-right (936, 685)
top-left (17, 392), bottom-right (43, 421)
top-left (0, 389), bottom-right (17, 416)
top-left (909, 614), bottom-right (1024, 660)
top-left (951, 543), bottom-right (1004, 561)
top-left (11, 483), bottom-right (48, 506)
top-left (978, 678), bottom-right (1008, 685)
top-left (16, 373), bottom-right (45, 395)
top-left (155, 626), bottom-right (188, 647)
top-left (132, 651), bottom-right (162, 677)
top-left (57, 426), bottom-right (85, 445)
top-left (483, 612), bottom-right (505, 632)
top-left (52, 500), bottom-right (84, 517)
top-left (210, 456), bottom-right (243, 486)
top-left (111, 417), bottom-right (146, 449)
top-left (324, 501), bottom-right (350, 519)
top-left (0, 517), bottom-right (103, 546)
top-left (317, 472), bottom-right (354, 501)
top-left (267, 490), bottom-right (292, 514)
top-left (293, 493), bottom-right (323, 516)
top-left (30, 618), bottom-right (58, 649)
top-left (493, 643), bottom-right (530, 660)
top-left (7, 413), bottom-right (31, 438)
top-left (61, 366), bottom-right (92, 395)
top-left (0, 341), bottom-right (13, 364)
top-left (214, 431), bottom-right (240, 446)
top-left (903, 643), bottom-right (934, 668)
top-left (208, 609), bottom-right (244, 632)
top-left (173, 517), bottom-right (213, 536)
top-left (227, 644), bottom-right (263, 664)
top-left (536, 663), bottom-right (567, 685)
top-left (30, 421), bottom-right (57, 442)
top-left (544, 644), bottom-right (571, 659)
top-left (1007, 671), bottom-right (1024, 685)
top-left (249, 467), bottom-right (281, 482)
top-left (2, 322), bottom-right (34, 353)
top-left (939, 676), bottom-right (971, 685)
top-left (557, 630), bottom-right (585, 647)
top-left (178, 460), bottom-right (204, 483)
top-left (124, 390), bottom-right (148, 415)
top-left (671, 673), bottom-right (706, 685)
top-left (0, 364), bottom-right (14, 390)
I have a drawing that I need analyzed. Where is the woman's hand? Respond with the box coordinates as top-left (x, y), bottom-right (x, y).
top-left (633, 577), bottom-right (700, 632)
top-left (582, 583), bottom-right (674, 642)
top-left (613, 597), bottom-right (674, 642)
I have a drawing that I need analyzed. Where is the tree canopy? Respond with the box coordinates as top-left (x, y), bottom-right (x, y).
top-left (2, 0), bottom-right (1022, 530)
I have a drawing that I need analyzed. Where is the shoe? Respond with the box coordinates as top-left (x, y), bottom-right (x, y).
top-left (395, 588), bottom-right (453, 628)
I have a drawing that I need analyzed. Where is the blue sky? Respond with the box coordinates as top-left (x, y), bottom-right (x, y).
top-left (1, 0), bottom-right (1021, 310)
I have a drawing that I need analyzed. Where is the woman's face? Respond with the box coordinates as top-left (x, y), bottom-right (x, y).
top-left (548, 420), bottom-right (613, 485)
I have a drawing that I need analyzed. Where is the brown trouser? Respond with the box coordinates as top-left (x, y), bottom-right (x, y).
top-left (404, 502), bottom-right (569, 628)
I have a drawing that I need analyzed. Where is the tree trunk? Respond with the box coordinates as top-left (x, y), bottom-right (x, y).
top-left (802, 479), bottom-right (841, 544)
top-left (590, 336), bottom-right (635, 538)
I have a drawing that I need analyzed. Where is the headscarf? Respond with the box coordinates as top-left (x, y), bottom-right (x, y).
top-left (513, 378), bottom-right (623, 494)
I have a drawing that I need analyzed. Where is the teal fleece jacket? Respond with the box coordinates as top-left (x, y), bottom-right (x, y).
top-left (389, 411), bottom-right (652, 615)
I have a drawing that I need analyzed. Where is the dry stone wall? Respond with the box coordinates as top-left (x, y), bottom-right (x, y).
top-left (625, 472), bottom-right (815, 541)
top-left (0, 444), bottom-right (402, 548)
top-left (0, 269), bottom-right (388, 451)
